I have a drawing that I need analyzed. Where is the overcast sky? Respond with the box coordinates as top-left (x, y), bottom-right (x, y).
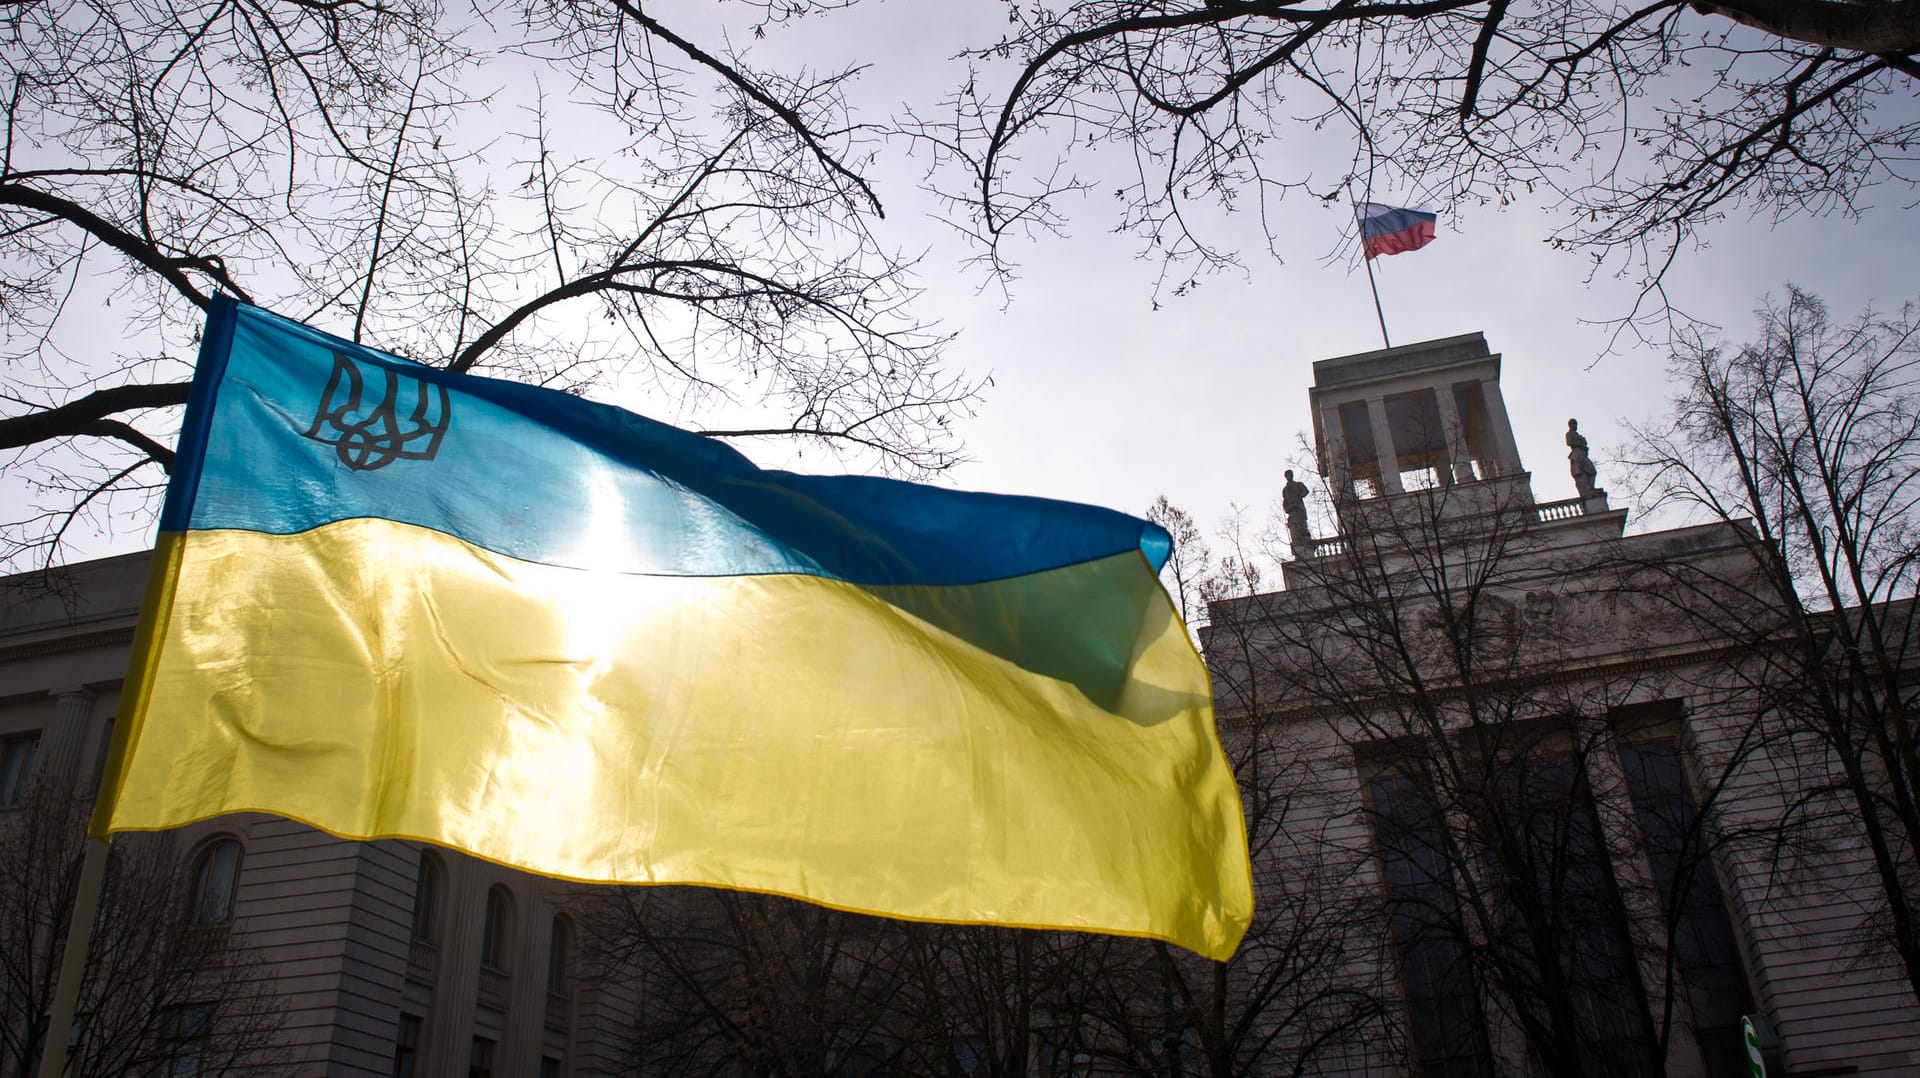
top-left (636, 1), bottom-right (1920, 558)
top-left (11, 1), bottom-right (1919, 571)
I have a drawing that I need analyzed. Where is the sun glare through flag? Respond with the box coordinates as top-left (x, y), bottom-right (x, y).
top-left (92, 296), bottom-right (1255, 961)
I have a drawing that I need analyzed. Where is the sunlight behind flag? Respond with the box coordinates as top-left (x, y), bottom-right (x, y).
top-left (93, 296), bottom-right (1254, 961)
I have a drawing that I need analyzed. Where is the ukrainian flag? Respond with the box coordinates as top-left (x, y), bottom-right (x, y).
top-left (96, 297), bottom-right (1253, 960)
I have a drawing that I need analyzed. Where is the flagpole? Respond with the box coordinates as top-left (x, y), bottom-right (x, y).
top-left (1362, 253), bottom-right (1391, 349)
top-left (37, 836), bottom-right (109, 1078)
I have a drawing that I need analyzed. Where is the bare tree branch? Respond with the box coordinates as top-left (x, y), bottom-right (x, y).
top-left (0, 184), bottom-right (249, 307)
top-left (0, 383), bottom-right (191, 455)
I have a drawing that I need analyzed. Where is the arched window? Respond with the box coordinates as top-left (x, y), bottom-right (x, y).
top-left (187, 838), bottom-right (242, 925)
top-left (479, 885), bottom-right (513, 970)
top-left (547, 914), bottom-right (573, 995)
top-left (410, 851), bottom-right (442, 943)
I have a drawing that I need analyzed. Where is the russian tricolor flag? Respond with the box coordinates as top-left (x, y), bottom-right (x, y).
top-left (1356, 202), bottom-right (1437, 260)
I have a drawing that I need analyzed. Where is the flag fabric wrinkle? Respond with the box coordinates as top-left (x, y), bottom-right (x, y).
top-left (94, 296), bottom-right (1255, 961)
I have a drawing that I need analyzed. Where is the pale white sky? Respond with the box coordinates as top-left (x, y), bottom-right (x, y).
top-left (9, 1), bottom-right (1918, 569)
top-left (699, 2), bottom-right (1920, 552)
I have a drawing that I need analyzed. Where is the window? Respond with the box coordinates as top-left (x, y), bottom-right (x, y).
top-left (547, 914), bottom-right (572, 995)
top-left (1370, 733), bottom-right (1674, 1078)
top-left (1369, 772), bottom-right (1494, 1078)
top-left (1619, 739), bottom-right (1756, 1077)
top-left (1492, 754), bottom-right (1656, 1076)
top-left (391, 1013), bottom-right (421, 1078)
top-left (1149, 1021), bottom-right (1200, 1077)
top-left (1, 731), bottom-right (41, 807)
top-left (539, 1057), bottom-right (562, 1078)
top-left (187, 839), bottom-right (242, 925)
top-left (48, 1008), bottom-right (91, 1067)
top-left (949, 1039), bottom-right (986, 1074)
top-left (159, 1003), bottom-right (212, 1077)
top-left (1037, 1029), bottom-right (1092, 1078)
top-left (480, 886), bottom-right (513, 970)
top-left (410, 853), bottom-right (442, 943)
top-left (468, 1036), bottom-right (496, 1078)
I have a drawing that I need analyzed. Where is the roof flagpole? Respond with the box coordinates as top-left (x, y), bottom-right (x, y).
top-left (1363, 250), bottom-right (1391, 349)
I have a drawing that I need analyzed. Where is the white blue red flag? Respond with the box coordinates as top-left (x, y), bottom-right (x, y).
top-left (1356, 202), bottom-right (1437, 260)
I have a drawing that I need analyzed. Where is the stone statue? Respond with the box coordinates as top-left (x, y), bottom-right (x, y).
top-left (1282, 469), bottom-right (1313, 551)
top-left (1566, 418), bottom-right (1598, 500)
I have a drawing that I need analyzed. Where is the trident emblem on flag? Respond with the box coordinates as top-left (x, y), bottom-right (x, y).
top-left (302, 351), bottom-right (451, 471)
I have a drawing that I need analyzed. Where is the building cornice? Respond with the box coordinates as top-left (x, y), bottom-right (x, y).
top-left (0, 623), bottom-right (139, 667)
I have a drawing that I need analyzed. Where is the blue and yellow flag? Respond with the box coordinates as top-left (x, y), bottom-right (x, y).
top-left (96, 296), bottom-right (1252, 959)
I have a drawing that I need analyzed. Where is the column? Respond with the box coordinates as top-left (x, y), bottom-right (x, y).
top-left (1431, 386), bottom-right (1476, 482)
top-left (502, 887), bottom-right (552, 1074)
top-left (1365, 397), bottom-right (1403, 494)
top-left (1319, 402), bottom-right (1352, 503)
top-left (426, 856), bottom-right (487, 1073)
top-left (1476, 379), bottom-right (1523, 476)
top-left (44, 687), bottom-right (96, 797)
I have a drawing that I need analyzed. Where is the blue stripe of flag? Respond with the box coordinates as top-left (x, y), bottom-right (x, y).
top-left (163, 297), bottom-right (1169, 587)
top-left (1356, 204), bottom-right (1436, 239)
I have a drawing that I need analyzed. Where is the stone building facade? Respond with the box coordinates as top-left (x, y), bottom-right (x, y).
top-left (0, 552), bottom-right (637, 1075)
top-left (1205, 333), bottom-right (1919, 1076)
top-left (3, 330), bottom-right (1917, 1075)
